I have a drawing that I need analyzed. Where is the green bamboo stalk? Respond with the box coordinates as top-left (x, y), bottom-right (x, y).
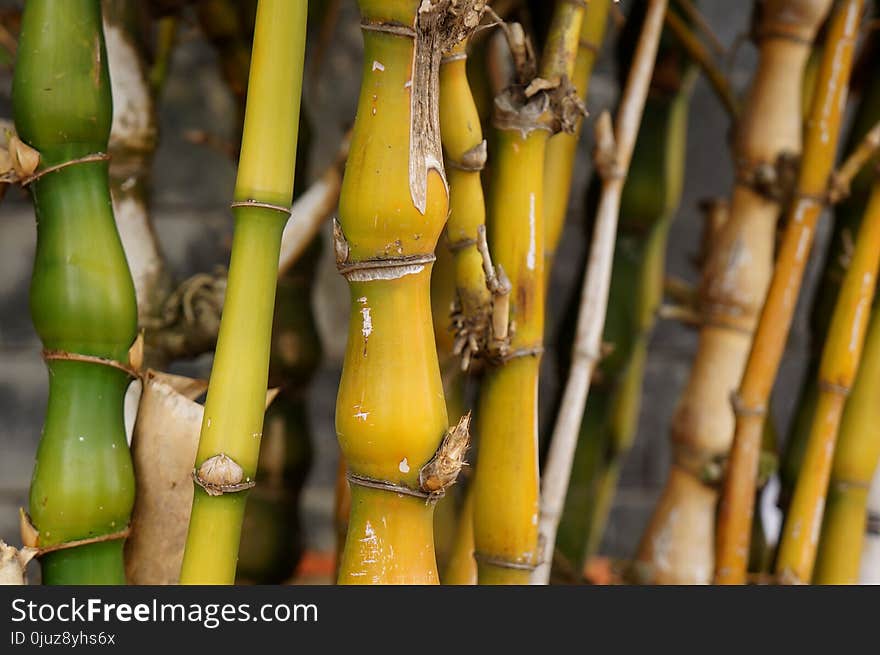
top-left (13, 0), bottom-right (138, 584)
top-left (179, 0), bottom-right (307, 584)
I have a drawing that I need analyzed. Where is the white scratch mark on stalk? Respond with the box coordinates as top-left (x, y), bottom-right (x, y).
top-left (526, 192), bottom-right (537, 270)
top-left (399, 458), bottom-right (410, 474)
top-left (372, 60), bottom-right (385, 72)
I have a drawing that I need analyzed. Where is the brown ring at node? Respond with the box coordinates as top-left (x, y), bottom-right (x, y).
top-left (472, 550), bottom-right (540, 571)
top-left (21, 152), bottom-right (111, 187)
top-left (42, 350), bottom-right (139, 379)
top-left (346, 471), bottom-right (440, 502)
top-left (35, 526), bottom-right (131, 557)
top-left (230, 199), bottom-right (292, 216)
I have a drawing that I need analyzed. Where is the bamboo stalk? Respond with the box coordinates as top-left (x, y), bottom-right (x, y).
top-left (179, 0), bottom-right (308, 584)
top-left (473, 1), bottom-right (586, 585)
top-left (814, 301), bottom-right (880, 583)
top-left (13, 0), bottom-right (138, 584)
top-left (776, 179), bottom-right (880, 583)
top-left (715, 0), bottom-right (864, 585)
top-left (533, 0), bottom-right (668, 586)
top-left (543, 0), bottom-right (612, 277)
top-left (637, 0), bottom-right (832, 585)
top-left (333, 0), bottom-right (481, 584)
top-left (779, 68), bottom-right (880, 519)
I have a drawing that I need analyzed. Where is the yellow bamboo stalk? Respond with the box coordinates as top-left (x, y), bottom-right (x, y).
top-left (715, 0), bottom-right (864, 585)
top-left (472, 2), bottom-right (585, 585)
top-left (814, 298), bottom-right (880, 584)
top-left (789, 176), bottom-right (880, 583)
top-left (534, 0), bottom-right (669, 585)
top-left (637, 0), bottom-right (832, 585)
top-left (543, 0), bottom-right (612, 276)
top-left (334, 0), bottom-right (482, 584)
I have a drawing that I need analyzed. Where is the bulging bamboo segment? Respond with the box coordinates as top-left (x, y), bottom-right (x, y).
top-left (544, 0), bottom-right (612, 274)
top-left (180, 0), bottom-right (307, 585)
top-left (13, 0), bottom-right (138, 585)
top-left (715, 0), bottom-right (863, 585)
top-left (636, 0), bottom-right (832, 585)
top-left (788, 182), bottom-right (880, 584)
top-left (335, 0), bottom-right (483, 584)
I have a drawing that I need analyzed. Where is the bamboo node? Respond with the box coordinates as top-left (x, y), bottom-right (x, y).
top-left (729, 391), bottom-right (766, 418)
top-left (19, 509), bottom-right (131, 556)
top-left (193, 453), bottom-right (255, 497)
top-left (346, 473), bottom-right (439, 503)
top-left (446, 139), bottom-right (487, 172)
top-left (42, 350), bottom-right (139, 378)
top-left (735, 152), bottom-right (800, 203)
top-left (230, 199), bottom-right (292, 216)
top-left (20, 152), bottom-right (110, 187)
top-left (472, 550), bottom-right (541, 571)
top-left (419, 412), bottom-right (471, 495)
top-left (333, 218), bottom-right (436, 282)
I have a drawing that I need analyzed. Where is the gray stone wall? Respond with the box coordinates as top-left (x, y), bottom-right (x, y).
top-left (0, 2), bottom-right (831, 571)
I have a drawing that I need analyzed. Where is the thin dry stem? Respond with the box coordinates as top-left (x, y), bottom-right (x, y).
top-left (829, 120), bottom-right (880, 203)
top-left (533, 0), bottom-right (669, 585)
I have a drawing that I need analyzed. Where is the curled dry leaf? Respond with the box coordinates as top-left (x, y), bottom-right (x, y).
top-left (0, 540), bottom-right (37, 585)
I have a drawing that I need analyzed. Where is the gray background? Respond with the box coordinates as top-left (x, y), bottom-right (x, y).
top-left (0, 2), bottom-right (828, 575)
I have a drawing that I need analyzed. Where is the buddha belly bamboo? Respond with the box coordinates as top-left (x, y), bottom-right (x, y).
top-left (334, 0), bottom-right (481, 584)
top-left (637, 0), bottom-right (832, 585)
top-left (814, 303), bottom-right (880, 583)
top-left (777, 180), bottom-right (880, 582)
top-left (470, 1), bottom-right (585, 585)
top-left (715, 0), bottom-right (863, 585)
top-left (179, 0), bottom-right (307, 584)
top-left (13, 0), bottom-right (138, 584)
top-left (543, 0), bottom-right (612, 277)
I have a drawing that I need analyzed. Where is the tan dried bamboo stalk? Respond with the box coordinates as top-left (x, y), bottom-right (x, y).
top-left (636, 0), bottom-right (832, 585)
top-left (715, 0), bottom-right (864, 585)
top-left (533, 0), bottom-right (669, 586)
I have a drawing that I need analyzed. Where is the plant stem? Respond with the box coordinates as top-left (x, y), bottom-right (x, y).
top-left (473, 1), bottom-right (586, 585)
top-left (543, 0), bottom-right (612, 276)
top-left (533, 0), bottom-right (668, 586)
top-left (179, 0), bottom-right (307, 585)
top-left (13, 0), bottom-right (138, 584)
top-left (715, 0), bottom-right (863, 585)
top-left (333, 0), bottom-right (479, 584)
top-left (639, 0), bottom-right (831, 585)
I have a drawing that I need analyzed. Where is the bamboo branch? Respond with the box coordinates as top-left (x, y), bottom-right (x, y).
top-left (664, 8), bottom-right (739, 118)
top-left (829, 120), bottom-right (880, 203)
top-left (672, 0), bottom-right (725, 56)
top-left (533, 0), bottom-right (668, 586)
